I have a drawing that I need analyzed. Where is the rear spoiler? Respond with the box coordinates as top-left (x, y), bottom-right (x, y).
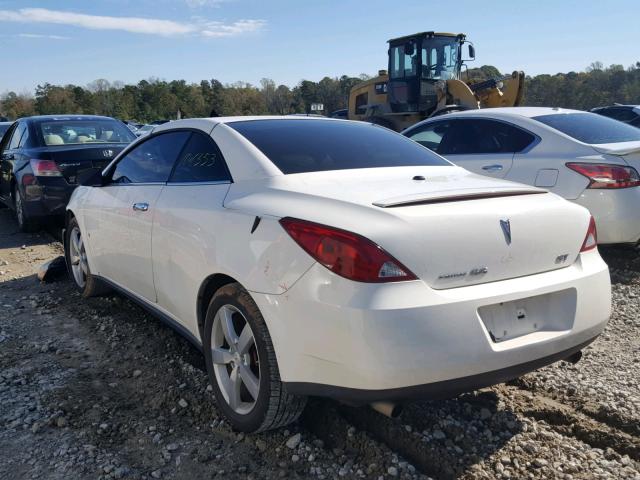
top-left (592, 143), bottom-right (640, 156)
top-left (373, 188), bottom-right (546, 208)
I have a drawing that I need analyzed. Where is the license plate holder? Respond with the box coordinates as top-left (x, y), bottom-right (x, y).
top-left (478, 289), bottom-right (576, 343)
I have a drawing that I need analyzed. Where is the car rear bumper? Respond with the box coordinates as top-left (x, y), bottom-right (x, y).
top-left (22, 182), bottom-right (73, 219)
top-left (251, 249), bottom-right (610, 398)
top-left (283, 335), bottom-right (596, 403)
top-left (574, 187), bottom-right (640, 244)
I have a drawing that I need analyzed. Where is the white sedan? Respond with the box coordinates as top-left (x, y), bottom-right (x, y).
top-left (403, 107), bottom-right (640, 245)
top-left (65, 117), bottom-right (611, 432)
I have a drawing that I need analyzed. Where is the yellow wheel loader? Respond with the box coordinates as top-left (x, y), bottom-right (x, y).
top-left (348, 32), bottom-right (525, 131)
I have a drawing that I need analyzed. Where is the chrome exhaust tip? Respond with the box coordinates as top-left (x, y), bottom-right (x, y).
top-left (370, 401), bottom-right (403, 418)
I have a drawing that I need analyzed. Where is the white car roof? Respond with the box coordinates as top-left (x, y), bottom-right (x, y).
top-left (151, 116), bottom-right (350, 182)
top-left (153, 115), bottom-right (341, 133)
top-left (442, 106), bottom-right (585, 119)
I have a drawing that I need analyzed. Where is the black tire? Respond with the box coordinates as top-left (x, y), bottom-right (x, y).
top-left (64, 216), bottom-right (110, 297)
top-left (13, 184), bottom-right (39, 233)
top-left (203, 282), bottom-right (307, 432)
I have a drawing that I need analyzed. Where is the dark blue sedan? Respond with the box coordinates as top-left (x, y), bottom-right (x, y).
top-left (0, 115), bottom-right (136, 231)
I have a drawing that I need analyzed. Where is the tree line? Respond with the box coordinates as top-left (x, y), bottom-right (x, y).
top-left (0, 76), bottom-right (366, 122)
top-left (1, 62), bottom-right (639, 122)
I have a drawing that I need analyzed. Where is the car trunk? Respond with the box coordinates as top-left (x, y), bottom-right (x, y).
top-left (247, 167), bottom-right (591, 290)
top-left (592, 141), bottom-right (640, 172)
top-left (375, 190), bottom-right (588, 289)
top-left (45, 144), bottom-right (127, 183)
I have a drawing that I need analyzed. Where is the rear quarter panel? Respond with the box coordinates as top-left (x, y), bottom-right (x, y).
top-left (151, 183), bottom-right (316, 338)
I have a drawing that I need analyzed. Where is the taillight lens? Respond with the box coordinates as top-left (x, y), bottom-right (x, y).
top-left (30, 159), bottom-right (62, 177)
top-left (566, 162), bottom-right (640, 189)
top-left (580, 216), bottom-right (597, 252)
top-left (279, 217), bottom-right (417, 283)
top-left (21, 174), bottom-right (36, 186)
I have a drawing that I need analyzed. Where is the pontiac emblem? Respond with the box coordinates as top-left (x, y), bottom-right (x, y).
top-left (500, 219), bottom-right (512, 245)
top-left (102, 149), bottom-right (114, 158)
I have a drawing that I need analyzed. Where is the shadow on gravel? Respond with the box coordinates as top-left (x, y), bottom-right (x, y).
top-left (301, 390), bottom-right (523, 480)
top-left (599, 245), bottom-right (640, 284)
top-left (0, 210), bottom-right (61, 248)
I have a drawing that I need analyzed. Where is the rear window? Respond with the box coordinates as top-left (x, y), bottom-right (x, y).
top-left (533, 112), bottom-right (640, 144)
top-left (228, 119), bottom-right (450, 174)
top-left (37, 119), bottom-right (136, 146)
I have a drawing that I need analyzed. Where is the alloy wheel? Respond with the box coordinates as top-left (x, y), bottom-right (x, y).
top-left (69, 226), bottom-right (88, 288)
top-left (211, 304), bottom-right (260, 415)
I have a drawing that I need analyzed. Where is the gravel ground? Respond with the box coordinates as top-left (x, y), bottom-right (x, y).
top-left (0, 208), bottom-right (638, 480)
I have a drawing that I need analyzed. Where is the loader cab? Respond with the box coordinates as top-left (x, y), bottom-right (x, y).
top-left (387, 32), bottom-right (470, 114)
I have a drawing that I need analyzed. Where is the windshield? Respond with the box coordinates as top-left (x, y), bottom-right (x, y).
top-left (421, 37), bottom-right (460, 80)
top-left (229, 119), bottom-right (450, 174)
top-left (389, 40), bottom-right (419, 79)
top-left (38, 119), bottom-right (136, 146)
top-left (533, 113), bottom-right (640, 144)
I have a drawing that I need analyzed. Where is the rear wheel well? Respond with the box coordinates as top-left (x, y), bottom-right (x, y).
top-left (197, 273), bottom-right (238, 341)
top-left (65, 209), bottom-right (76, 225)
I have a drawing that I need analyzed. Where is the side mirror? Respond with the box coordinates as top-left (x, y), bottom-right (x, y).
top-left (468, 44), bottom-right (476, 60)
top-left (77, 167), bottom-right (105, 187)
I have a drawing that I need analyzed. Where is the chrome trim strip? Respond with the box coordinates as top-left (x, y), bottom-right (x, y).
top-left (166, 180), bottom-right (232, 186)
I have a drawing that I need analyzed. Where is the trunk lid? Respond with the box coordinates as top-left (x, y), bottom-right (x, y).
top-left (227, 166), bottom-right (591, 289)
top-left (44, 144), bottom-right (127, 183)
top-left (592, 141), bottom-right (640, 172)
top-left (377, 191), bottom-right (588, 289)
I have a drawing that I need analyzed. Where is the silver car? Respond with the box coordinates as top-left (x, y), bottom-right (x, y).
top-left (403, 107), bottom-right (640, 245)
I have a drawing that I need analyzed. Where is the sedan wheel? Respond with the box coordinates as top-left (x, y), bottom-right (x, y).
top-left (203, 282), bottom-right (307, 432)
top-left (68, 226), bottom-right (88, 288)
top-left (211, 304), bottom-right (261, 415)
top-left (64, 217), bottom-right (110, 298)
top-left (13, 185), bottom-right (38, 232)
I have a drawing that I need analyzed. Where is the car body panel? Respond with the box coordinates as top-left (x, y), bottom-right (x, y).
top-left (592, 140), bottom-right (640, 173)
top-left (74, 183), bottom-right (162, 301)
top-left (150, 183), bottom-right (316, 338)
top-left (444, 152), bottom-right (514, 178)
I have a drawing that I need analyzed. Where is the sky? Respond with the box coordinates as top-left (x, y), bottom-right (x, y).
top-left (0, 0), bottom-right (638, 94)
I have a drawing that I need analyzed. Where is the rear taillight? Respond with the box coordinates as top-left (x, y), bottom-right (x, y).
top-left (30, 159), bottom-right (62, 177)
top-left (21, 174), bottom-right (36, 186)
top-left (279, 217), bottom-right (417, 283)
top-left (566, 162), bottom-right (640, 189)
top-left (580, 216), bottom-right (598, 252)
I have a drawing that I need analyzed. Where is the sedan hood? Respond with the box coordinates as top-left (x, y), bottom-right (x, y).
top-left (225, 166), bottom-right (590, 289)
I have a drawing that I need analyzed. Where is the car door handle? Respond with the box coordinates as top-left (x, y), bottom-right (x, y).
top-left (482, 164), bottom-right (503, 172)
top-left (132, 202), bottom-right (149, 212)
